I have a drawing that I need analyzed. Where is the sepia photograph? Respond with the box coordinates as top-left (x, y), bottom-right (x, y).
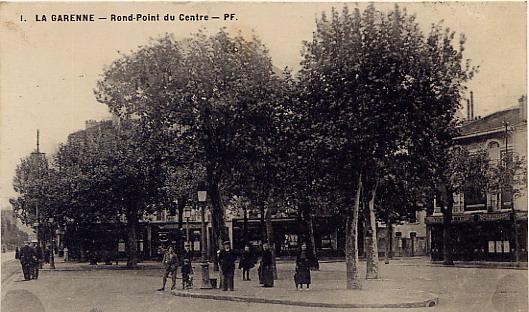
top-left (0, 2), bottom-right (527, 311)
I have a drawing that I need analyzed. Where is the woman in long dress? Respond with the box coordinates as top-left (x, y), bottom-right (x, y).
top-left (294, 245), bottom-right (311, 289)
top-left (260, 243), bottom-right (274, 287)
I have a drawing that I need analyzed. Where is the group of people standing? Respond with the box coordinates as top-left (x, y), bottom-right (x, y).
top-left (217, 241), bottom-right (312, 291)
top-left (157, 243), bottom-right (193, 291)
top-left (217, 241), bottom-right (275, 290)
top-left (16, 241), bottom-right (41, 281)
top-left (157, 241), bottom-right (312, 292)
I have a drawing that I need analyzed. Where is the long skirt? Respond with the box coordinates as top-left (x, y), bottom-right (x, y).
top-left (261, 265), bottom-right (274, 287)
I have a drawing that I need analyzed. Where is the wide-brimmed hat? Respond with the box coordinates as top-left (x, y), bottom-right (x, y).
top-left (223, 241), bottom-right (230, 245)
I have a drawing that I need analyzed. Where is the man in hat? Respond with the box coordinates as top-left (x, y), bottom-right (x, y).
top-left (157, 246), bottom-right (179, 291)
top-left (19, 241), bottom-right (34, 280)
top-left (217, 241), bottom-right (236, 291)
top-left (30, 242), bottom-right (40, 279)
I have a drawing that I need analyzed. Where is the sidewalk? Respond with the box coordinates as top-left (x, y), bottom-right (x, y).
top-left (5, 256), bottom-right (526, 312)
top-left (41, 256), bottom-right (439, 308)
top-left (171, 261), bottom-right (439, 309)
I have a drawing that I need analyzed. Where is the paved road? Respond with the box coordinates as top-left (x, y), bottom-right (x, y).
top-left (1, 258), bottom-right (526, 312)
top-left (1, 253), bottom-right (18, 286)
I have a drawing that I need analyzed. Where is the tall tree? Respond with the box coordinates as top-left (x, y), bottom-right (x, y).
top-left (298, 4), bottom-right (474, 287)
top-left (52, 120), bottom-right (166, 267)
top-left (95, 31), bottom-right (280, 263)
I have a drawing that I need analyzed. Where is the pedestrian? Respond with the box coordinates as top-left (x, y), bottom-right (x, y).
top-left (294, 244), bottom-right (311, 289)
top-left (181, 243), bottom-right (193, 289)
top-left (35, 243), bottom-right (43, 269)
top-left (15, 247), bottom-right (20, 260)
top-left (44, 246), bottom-right (50, 264)
top-left (19, 242), bottom-right (33, 280)
top-left (216, 248), bottom-right (223, 288)
top-left (157, 246), bottom-right (179, 291)
top-left (182, 243), bottom-right (193, 263)
top-left (260, 243), bottom-right (274, 287)
top-left (30, 242), bottom-right (39, 280)
top-left (181, 258), bottom-right (193, 289)
top-left (239, 245), bottom-right (254, 281)
top-left (218, 241), bottom-right (236, 291)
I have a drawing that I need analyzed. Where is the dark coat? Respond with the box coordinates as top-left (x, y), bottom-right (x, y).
top-left (218, 249), bottom-right (236, 273)
top-left (181, 262), bottom-right (192, 275)
top-left (181, 249), bottom-right (193, 263)
top-left (35, 246), bottom-right (42, 261)
top-left (295, 254), bottom-right (311, 285)
top-left (260, 250), bottom-right (274, 287)
top-left (19, 245), bottom-right (35, 265)
top-left (239, 250), bottom-right (255, 270)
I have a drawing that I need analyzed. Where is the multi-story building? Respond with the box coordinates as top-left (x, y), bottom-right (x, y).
top-left (426, 96), bottom-right (527, 262)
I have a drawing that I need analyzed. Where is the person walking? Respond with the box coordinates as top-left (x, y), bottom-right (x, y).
top-left (15, 247), bottom-right (20, 260)
top-left (218, 241), bottom-right (236, 291)
top-left (19, 242), bottom-right (34, 280)
top-left (260, 243), bottom-right (274, 287)
top-left (157, 246), bottom-right (179, 291)
top-left (239, 245), bottom-right (254, 281)
top-left (30, 242), bottom-right (39, 280)
top-left (294, 244), bottom-right (311, 289)
top-left (35, 243), bottom-right (43, 269)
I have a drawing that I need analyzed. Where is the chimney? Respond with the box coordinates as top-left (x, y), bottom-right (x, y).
top-left (466, 98), bottom-right (471, 120)
top-left (519, 95), bottom-right (527, 122)
top-left (470, 91), bottom-right (474, 120)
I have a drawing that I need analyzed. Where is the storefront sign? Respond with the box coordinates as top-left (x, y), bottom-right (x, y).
top-left (426, 211), bottom-right (513, 224)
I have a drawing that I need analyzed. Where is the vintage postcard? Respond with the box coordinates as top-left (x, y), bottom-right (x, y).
top-left (1, 2), bottom-right (527, 312)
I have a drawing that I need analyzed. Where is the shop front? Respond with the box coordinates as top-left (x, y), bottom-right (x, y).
top-left (427, 211), bottom-right (527, 262)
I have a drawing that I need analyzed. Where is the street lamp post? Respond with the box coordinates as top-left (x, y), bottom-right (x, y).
top-left (184, 206), bottom-right (192, 245)
top-left (48, 217), bottom-right (56, 269)
top-left (198, 181), bottom-right (212, 289)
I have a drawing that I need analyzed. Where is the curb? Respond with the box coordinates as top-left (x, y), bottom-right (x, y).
top-left (171, 290), bottom-right (439, 309)
top-left (429, 262), bottom-right (527, 270)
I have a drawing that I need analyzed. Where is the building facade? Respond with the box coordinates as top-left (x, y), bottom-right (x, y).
top-left (426, 96), bottom-right (528, 262)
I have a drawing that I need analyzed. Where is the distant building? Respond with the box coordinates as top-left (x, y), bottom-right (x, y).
top-left (426, 95), bottom-right (527, 262)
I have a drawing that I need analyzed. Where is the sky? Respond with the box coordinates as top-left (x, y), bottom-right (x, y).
top-left (0, 1), bottom-right (527, 210)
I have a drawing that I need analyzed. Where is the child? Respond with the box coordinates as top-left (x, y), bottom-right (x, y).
top-left (239, 245), bottom-right (254, 281)
top-left (181, 258), bottom-right (193, 289)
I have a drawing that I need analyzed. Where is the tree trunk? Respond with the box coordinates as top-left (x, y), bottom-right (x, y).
top-left (264, 205), bottom-right (278, 279)
top-left (302, 201), bottom-right (319, 270)
top-left (243, 207), bottom-right (248, 246)
top-left (178, 197), bottom-right (184, 253)
top-left (126, 208), bottom-right (139, 268)
top-left (260, 200), bottom-right (266, 243)
top-left (366, 183), bottom-right (379, 279)
top-left (346, 175), bottom-right (362, 289)
top-left (442, 191), bottom-right (454, 266)
top-left (207, 169), bottom-right (229, 272)
top-left (385, 214), bottom-right (391, 264)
